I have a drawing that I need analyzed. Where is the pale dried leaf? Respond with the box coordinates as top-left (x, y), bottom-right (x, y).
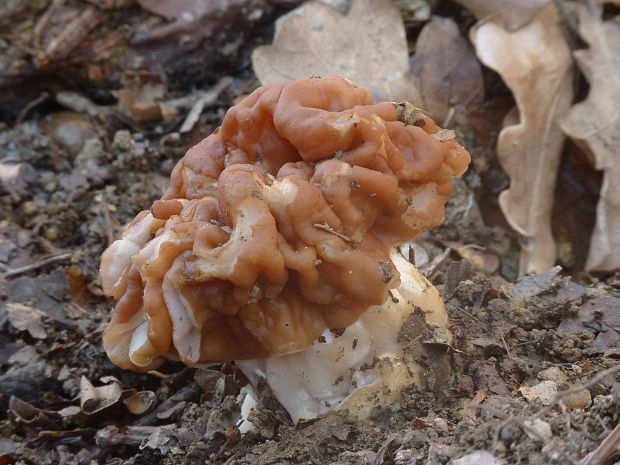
top-left (124, 391), bottom-right (156, 415)
top-left (8, 345), bottom-right (40, 365)
top-left (9, 396), bottom-right (57, 428)
top-left (471, 4), bottom-right (573, 274)
top-left (454, 0), bottom-right (550, 31)
top-left (79, 376), bottom-right (123, 413)
top-left (252, 0), bottom-right (420, 103)
top-left (519, 380), bottom-right (558, 405)
top-left (6, 302), bottom-right (47, 339)
top-left (462, 387), bottom-right (487, 421)
top-left (560, 3), bottom-right (620, 271)
top-left (451, 244), bottom-right (500, 274)
top-left (410, 16), bottom-right (483, 123)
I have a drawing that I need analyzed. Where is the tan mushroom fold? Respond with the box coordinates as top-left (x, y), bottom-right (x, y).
top-left (100, 77), bottom-right (471, 371)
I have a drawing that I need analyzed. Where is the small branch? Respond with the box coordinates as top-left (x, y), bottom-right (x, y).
top-left (15, 92), bottom-right (49, 127)
top-left (1, 252), bottom-right (72, 279)
top-left (500, 321), bottom-right (513, 360)
top-left (179, 76), bottom-right (233, 133)
top-left (579, 421), bottom-right (620, 465)
top-left (313, 223), bottom-right (351, 242)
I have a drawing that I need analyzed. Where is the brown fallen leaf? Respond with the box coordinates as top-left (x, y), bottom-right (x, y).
top-left (410, 16), bottom-right (484, 124)
top-left (80, 376), bottom-right (123, 413)
top-left (470, 4), bottom-right (573, 274)
top-left (559, 291), bottom-right (620, 356)
top-left (560, 3), bottom-right (620, 271)
top-left (462, 387), bottom-right (487, 421)
top-left (6, 303), bottom-right (47, 339)
top-left (454, 0), bottom-right (550, 31)
top-left (252, 0), bottom-right (420, 103)
top-left (124, 391), bottom-right (156, 415)
top-left (9, 396), bottom-right (59, 429)
top-left (33, 3), bottom-right (106, 68)
top-left (8, 345), bottom-right (40, 366)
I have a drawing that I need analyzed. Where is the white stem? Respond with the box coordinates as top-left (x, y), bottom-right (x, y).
top-left (237, 249), bottom-right (448, 425)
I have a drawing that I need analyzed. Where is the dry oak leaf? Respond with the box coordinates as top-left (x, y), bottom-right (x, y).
top-left (252, 0), bottom-right (420, 104)
top-left (471, 4), bottom-right (573, 274)
top-left (560, 3), bottom-right (620, 271)
top-left (6, 303), bottom-right (47, 339)
top-left (79, 375), bottom-right (123, 413)
top-left (454, 0), bottom-right (550, 31)
top-left (410, 15), bottom-right (484, 124)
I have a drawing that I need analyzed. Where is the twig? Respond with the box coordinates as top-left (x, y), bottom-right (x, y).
top-left (180, 76), bottom-right (233, 133)
top-left (15, 92), bottom-right (49, 127)
top-left (579, 421), bottom-right (620, 465)
top-left (313, 223), bottom-right (351, 242)
top-left (100, 201), bottom-right (117, 246)
top-left (1, 252), bottom-right (72, 278)
top-left (500, 321), bottom-right (513, 360)
top-left (452, 304), bottom-right (480, 323)
top-left (426, 247), bottom-right (451, 281)
top-left (55, 91), bottom-right (108, 118)
top-left (442, 106), bottom-right (455, 128)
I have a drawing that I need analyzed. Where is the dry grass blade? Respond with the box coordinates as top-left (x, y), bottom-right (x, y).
top-left (313, 223), bottom-right (351, 242)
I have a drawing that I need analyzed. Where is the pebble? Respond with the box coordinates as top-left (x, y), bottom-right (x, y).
top-left (45, 226), bottom-right (59, 241)
top-left (44, 112), bottom-right (97, 156)
top-left (22, 201), bottom-right (38, 214)
top-left (433, 417), bottom-right (449, 434)
top-left (112, 130), bottom-right (132, 151)
top-left (523, 418), bottom-right (552, 443)
top-left (562, 385), bottom-right (591, 410)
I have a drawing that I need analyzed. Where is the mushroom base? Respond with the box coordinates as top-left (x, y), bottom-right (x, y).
top-left (237, 249), bottom-right (450, 426)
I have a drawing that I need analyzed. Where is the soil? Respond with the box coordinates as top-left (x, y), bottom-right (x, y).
top-left (1, 1), bottom-right (619, 465)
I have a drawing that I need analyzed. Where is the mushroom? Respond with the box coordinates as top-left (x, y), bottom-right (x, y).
top-left (237, 249), bottom-right (449, 425)
top-left (100, 76), bottom-right (470, 421)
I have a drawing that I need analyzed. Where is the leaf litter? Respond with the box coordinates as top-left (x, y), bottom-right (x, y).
top-left (470, 4), bottom-right (574, 275)
top-left (560, 1), bottom-right (620, 272)
top-left (252, 0), bottom-right (421, 103)
top-left (0, 1), bottom-right (619, 464)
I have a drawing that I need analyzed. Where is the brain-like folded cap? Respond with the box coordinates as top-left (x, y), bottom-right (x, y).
top-left (100, 76), bottom-right (471, 371)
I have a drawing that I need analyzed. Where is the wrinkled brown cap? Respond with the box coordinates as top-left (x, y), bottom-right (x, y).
top-left (100, 77), bottom-right (470, 370)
